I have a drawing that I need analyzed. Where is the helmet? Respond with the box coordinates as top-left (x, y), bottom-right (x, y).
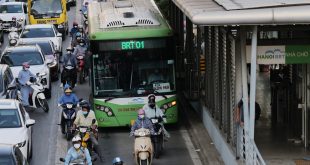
top-left (78, 24), bottom-right (83, 29)
top-left (138, 109), bottom-right (145, 115)
top-left (76, 32), bottom-right (81, 37)
top-left (72, 136), bottom-right (81, 143)
top-left (64, 84), bottom-right (72, 93)
top-left (73, 21), bottom-right (78, 26)
top-left (80, 100), bottom-right (90, 110)
top-left (112, 157), bottom-right (123, 165)
top-left (22, 62), bottom-right (30, 68)
top-left (148, 94), bottom-right (156, 102)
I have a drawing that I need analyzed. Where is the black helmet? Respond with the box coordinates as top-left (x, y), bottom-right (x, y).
top-left (80, 100), bottom-right (90, 110)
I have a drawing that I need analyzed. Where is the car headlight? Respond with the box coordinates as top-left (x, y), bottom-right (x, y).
top-left (17, 140), bottom-right (26, 147)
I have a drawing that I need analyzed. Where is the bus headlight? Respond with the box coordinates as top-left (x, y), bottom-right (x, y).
top-left (160, 101), bottom-right (177, 113)
top-left (95, 104), bottom-right (115, 117)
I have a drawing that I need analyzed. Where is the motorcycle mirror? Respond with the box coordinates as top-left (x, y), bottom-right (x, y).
top-left (59, 158), bottom-right (65, 162)
top-left (92, 119), bottom-right (96, 124)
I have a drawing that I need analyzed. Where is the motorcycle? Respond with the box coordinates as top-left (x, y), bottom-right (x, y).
top-left (59, 156), bottom-right (97, 165)
top-left (134, 128), bottom-right (153, 165)
top-left (61, 65), bottom-right (77, 88)
top-left (8, 27), bottom-right (20, 47)
top-left (75, 119), bottom-right (98, 156)
top-left (60, 103), bottom-right (76, 140)
top-left (16, 73), bottom-right (49, 112)
top-left (150, 117), bottom-right (164, 159)
top-left (76, 55), bottom-right (85, 84)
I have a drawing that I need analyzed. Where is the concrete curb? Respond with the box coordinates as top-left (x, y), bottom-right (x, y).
top-left (178, 93), bottom-right (224, 165)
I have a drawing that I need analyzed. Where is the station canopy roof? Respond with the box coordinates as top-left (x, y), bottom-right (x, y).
top-left (172, 0), bottom-right (310, 25)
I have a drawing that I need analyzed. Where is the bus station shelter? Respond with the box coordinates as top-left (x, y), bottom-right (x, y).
top-left (169, 0), bottom-right (310, 164)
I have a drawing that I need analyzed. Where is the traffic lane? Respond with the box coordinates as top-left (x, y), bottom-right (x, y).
top-left (95, 126), bottom-right (195, 165)
top-left (28, 5), bottom-right (78, 165)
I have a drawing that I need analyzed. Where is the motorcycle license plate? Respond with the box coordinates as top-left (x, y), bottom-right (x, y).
top-left (151, 119), bottom-right (158, 123)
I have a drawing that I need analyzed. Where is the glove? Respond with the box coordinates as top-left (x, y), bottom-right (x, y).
top-left (26, 81), bottom-right (32, 85)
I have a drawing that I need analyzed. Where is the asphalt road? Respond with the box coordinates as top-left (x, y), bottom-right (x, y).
top-left (0, 2), bottom-right (201, 165)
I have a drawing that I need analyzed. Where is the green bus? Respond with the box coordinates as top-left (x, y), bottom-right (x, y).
top-left (87, 0), bottom-right (177, 127)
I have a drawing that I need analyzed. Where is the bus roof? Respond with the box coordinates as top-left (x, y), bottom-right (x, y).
top-left (88, 0), bottom-right (173, 40)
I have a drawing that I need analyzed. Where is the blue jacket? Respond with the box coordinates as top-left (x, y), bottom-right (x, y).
top-left (65, 147), bottom-right (92, 165)
top-left (63, 53), bottom-right (77, 68)
top-left (130, 117), bottom-right (155, 135)
top-left (18, 70), bottom-right (35, 86)
top-left (58, 93), bottom-right (79, 105)
top-left (70, 27), bottom-right (79, 36)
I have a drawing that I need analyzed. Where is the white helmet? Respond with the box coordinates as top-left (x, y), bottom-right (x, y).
top-left (72, 136), bottom-right (81, 142)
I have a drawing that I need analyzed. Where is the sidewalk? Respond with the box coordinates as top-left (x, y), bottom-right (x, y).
top-left (178, 93), bottom-right (224, 165)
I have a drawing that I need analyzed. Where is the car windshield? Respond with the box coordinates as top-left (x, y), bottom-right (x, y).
top-left (21, 28), bottom-right (55, 38)
top-left (1, 51), bottom-right (44, 66)
top-left (34, 43), bottom-right (53, 55)
top-left (0, 5), bottom-right (23, 13)
top-left (0, 155), bottom-right (15, 165)
top-left (31, 0), bottom-right (62, 16)
top-left (0, 109), bottom-right (21, 128)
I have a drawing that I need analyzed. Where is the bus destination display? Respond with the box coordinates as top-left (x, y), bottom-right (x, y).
top-left (99, 39), bottom-right (166, 51)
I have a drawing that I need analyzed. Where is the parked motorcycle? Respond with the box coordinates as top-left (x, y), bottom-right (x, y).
top-left (16, 73), bottom-right (49, 112)
top-left (134, 128), bottom-right (153, 165)
top-left (61, 65), bottom-right (77, 88)
top-left (8, 27), bottom-right (20, 46)
top-left (60, 103), bottom-right (76, 140)
top-left (150, 117), bottom-right (164, 159)
top-left (76, 55), bottom-right (85, 84)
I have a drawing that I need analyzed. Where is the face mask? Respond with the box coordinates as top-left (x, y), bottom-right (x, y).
top-left (80, 43), bottom-right (84, 46)
top-left (67, 51), bottom-right (72, 54)
top-left (149, 103), bottom-right (155, 108)
top-left (82, 111), bottom-right (88, 115)
top-left (24, 68), bottom-right (29, 71)
top-left (74, 26), bottom-right (77, 28)
top-left (138, 115), bottom-right (145, 119)
top-left (73, 143), bottom-right (81, 149)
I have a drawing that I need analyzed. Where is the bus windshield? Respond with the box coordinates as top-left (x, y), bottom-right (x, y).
top-left (30, 0), bottom-right (62, 18)
top-left (93, 48), bottom-right (175, 97)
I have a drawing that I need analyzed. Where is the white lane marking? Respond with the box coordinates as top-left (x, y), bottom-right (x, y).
top-left (180, 129), bottom-right (203, 165)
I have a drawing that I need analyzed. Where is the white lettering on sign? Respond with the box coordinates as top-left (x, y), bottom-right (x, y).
top-left (153, 83), bottom-right (171, 93)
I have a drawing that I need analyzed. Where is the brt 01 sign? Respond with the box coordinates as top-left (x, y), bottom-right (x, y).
top-left (246, 45), bottom-right (310, 64)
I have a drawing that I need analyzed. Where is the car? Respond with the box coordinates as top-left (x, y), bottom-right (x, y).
top-left (19, 24), bottom-right (63, 55)
top-left (17, 39), bottom-right (60, 81)
top-left (0, 64), bottom-right (17, 99)
top-left (0, 144), bottom-right (29, 165)
top-left (0, 45), bottom-right (52, 98)
top-left (0, 2), bottom-right (27, 31)
top-left (0, 99), bottom-right (35, 161)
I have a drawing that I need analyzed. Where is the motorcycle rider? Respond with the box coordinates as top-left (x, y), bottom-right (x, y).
top-left (73, 39), bottom-right (87, 57)
top-left (112, 157), bottom-right (124, 165)
top-left (130, 109), bottom-right (155, 136)
top-left (18, 62), bottom-right (36, 108)
top-left (10, 16), bottom-right (21, 29)
top-left (70, 21), bottom-right (79, 38)
top-left (73, 101), bottom-right (103, 162)
top-left (65, 136), bottom-right (92, 165)
top-left (61, 47), bottom-right (78, 87)
top-left (71, 32), bottom-right (82, 47)
top-left (58, 84), bottom-right (79, 134)
top-left (143, 94), bottom-right (170, 138)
